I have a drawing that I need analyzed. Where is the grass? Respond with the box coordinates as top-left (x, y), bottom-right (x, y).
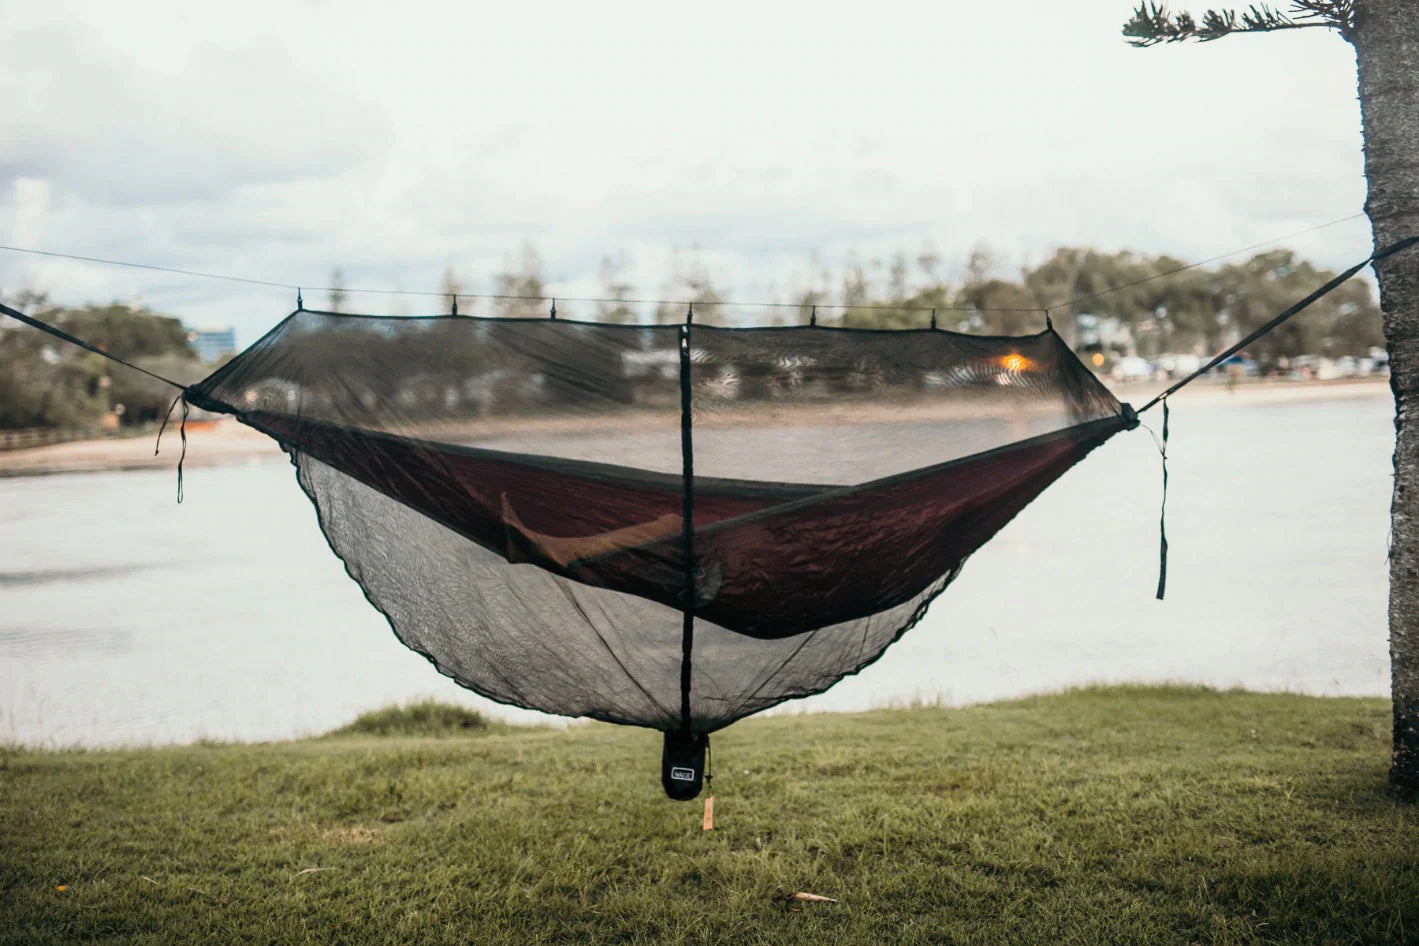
top-left (2, 685), bottom-right (1417, 945)
top-left (324, 700), bottom-right (493, 738)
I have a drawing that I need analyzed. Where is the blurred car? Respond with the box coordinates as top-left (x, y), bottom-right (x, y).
top-left (1110, 356), bottom-right (1153, 383)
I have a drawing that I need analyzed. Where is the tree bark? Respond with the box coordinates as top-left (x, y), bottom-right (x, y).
top-left (1353, 0), bottom-right (1419, 796)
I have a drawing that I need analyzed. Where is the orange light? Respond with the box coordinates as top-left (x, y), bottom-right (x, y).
top-left (1000, 353), bottom-right (1032, 373)
top-left (1091, 352), bottom-right (1105, 367)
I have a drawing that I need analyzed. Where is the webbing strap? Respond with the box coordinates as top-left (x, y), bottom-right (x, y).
top-left (1137, 235), bottom-right (1418, 601)
top-left (1, 299), bottom-right (191, 501)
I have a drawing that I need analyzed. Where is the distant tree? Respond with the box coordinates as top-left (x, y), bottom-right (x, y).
top-left (960, 278), bottom-right (1039, 336)
top-left (791, 287), bottom-right (828, 328)
top-left (596, 254), bottom-right (638, 324)
top-left (1136, 259), bottom-right (1218, 353)
top-left (838, 255), bottom-right (874, 327)
top-left (441, 264), bottom-right (466, 315)
top-left (888, 252), bottom-right (909, 302)
top-left (1211, 250), bottom-right (1381, 362)
top-left (493, 243), bottom-right (548, 319)
top-left (655, 250), bottom-right (724, 324)
top-left (962, 244), bottom-right (1005, 286)
top-left (917, 241), bottom-right (944, 286)
top-left (1023, 247), bottom-right (1094, 344)
top-left (0, 302), bottom-right (200, 429)
top-left (328, 268), bottom-right (347, 313)
top-left (1121, 0), bottom-right (1419, 795)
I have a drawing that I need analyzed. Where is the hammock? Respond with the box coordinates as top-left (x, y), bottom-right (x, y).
top-left (172, 314), bottom-right (1128, 797)
top-left (4, 236), bottom-right (1411, 800)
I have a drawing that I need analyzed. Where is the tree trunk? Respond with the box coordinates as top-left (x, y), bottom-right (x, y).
top-left (1353, 0), bottom-right (1419, 796)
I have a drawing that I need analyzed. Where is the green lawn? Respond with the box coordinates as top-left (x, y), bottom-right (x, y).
top-left (3, 686), bottom-right (1416, 945)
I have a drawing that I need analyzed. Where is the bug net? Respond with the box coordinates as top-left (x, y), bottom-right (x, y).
top-left (185, 309), bottom-right (1130, 797)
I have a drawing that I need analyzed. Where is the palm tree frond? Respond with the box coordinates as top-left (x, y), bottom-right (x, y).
top-left (1123, 1), bottom-right (1353, 45)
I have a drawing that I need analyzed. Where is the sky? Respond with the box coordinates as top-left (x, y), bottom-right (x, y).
top-left (0, 0), bottom-right (1375, 346)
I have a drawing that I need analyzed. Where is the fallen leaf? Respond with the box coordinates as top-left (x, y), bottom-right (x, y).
top-left (789, 892), bottom-right (837, 903)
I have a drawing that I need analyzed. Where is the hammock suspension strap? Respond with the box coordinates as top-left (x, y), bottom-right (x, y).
top-left (0, 300), bottom-right (187, 390)
top-left (1137, 235), bottom-right (1419, 413)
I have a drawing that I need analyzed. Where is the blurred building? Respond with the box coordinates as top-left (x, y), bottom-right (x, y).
top-left (189, 327), bottom-right (236, 364)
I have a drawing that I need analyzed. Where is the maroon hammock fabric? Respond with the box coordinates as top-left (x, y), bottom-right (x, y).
top-left (249, 411), bottom-right (1124, 639)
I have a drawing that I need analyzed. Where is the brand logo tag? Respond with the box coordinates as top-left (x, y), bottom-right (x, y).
top-left (670, 766), bottom-right (695, 781)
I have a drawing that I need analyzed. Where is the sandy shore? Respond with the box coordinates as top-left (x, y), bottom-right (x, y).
top-left (0, 377), bottom-right (1391, 477)
top-left (0, 421), bottom-right (285, 477)
top-left (1107, 375), bottom-right (1390, 408)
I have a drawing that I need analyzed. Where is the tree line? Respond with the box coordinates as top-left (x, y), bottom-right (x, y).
top-left (0, 292), bottom-right (205, 430)
top-left (435, 241), bottom-right (1382, 362)
top-left (1, 242), bottom-right (1383, 430)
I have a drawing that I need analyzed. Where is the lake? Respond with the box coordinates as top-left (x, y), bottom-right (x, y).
top-left (0, 386), bottom-right (1394, 746)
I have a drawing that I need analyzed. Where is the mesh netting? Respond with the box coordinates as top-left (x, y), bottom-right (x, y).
top-left (187, 310), bottom-right (1127, 737)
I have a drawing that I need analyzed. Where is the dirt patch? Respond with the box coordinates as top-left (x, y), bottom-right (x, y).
top-left (319, 825), bottom-right (384, 845)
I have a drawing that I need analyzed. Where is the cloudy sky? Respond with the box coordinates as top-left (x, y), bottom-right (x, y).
top-left (1, 0), bottom-right (1373, 345)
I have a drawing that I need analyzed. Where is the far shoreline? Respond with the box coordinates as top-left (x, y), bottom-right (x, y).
top-left (0, 376), bottom-right (1391, 479)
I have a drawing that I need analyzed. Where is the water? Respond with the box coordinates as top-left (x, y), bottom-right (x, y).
top-left (0, 388), bottom-right (1394, 746)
